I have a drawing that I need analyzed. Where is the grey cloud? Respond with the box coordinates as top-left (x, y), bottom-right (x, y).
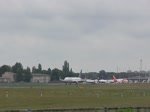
top-left (1, 0), bottom-right (150, 39)
top-left (0, 0), bottom-right (150, 72)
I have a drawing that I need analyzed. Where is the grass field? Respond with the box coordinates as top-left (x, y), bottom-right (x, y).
top-left (0, 83), bottom-right (150, 110)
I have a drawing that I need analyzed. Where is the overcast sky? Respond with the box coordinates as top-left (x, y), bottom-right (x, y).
top-left (0, 0), bottom-right (150, 72)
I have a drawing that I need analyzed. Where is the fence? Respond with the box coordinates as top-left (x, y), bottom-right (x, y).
top-left (105, 107), bottom-right (150, 112)
top-left (0, 107), bottom-right (150, 112)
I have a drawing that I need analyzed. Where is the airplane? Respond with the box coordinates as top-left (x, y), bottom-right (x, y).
top-left (113, 75), bottom-right (128, 83)
top-left (59, 70), bottom-right (84, 85)
top-left (98, 75), bottom-right (128, 84)
top-left (85, 77), bottom-right (114, 84)
top-left (85, 79), bottom-right (99, 84)
top-left (99, 79), bottom-right (114, 83)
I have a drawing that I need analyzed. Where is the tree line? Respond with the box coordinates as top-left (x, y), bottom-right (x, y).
top-left (0, 60), bottom-right (79, 82)
top-left (0, 60), bottom-right (149, 82)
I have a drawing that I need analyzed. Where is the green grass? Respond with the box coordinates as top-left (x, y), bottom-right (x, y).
top-left (0, 83), bottom-right (150, 109)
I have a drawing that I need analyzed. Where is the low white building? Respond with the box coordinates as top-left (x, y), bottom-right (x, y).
top-left (31, 74), bottom-right (50, 83)
top-left (0, 72), bottom-right (16, 83)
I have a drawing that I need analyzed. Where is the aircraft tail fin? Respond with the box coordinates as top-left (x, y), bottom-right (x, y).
top-left (59, 77), bottom-right (63, 81)
top-left (113, 75), bottom-right (118, 83)
top-left (79, 70), bottom-right (82, 78)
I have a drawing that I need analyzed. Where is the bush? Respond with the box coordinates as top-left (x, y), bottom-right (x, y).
top-left (116, 109), bottom-right (134, 112)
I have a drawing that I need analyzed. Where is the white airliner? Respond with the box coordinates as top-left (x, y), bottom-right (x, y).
top-left (99, 79), bottom-right (114, 83)
top-left (85, 79), bottom-right (99, 84)
top-left (113, 75), bottom-right (128, 83)
top-left (98, 75), bottom-right (128, 84)
top-left (60, 70), bottom-right (84, 84)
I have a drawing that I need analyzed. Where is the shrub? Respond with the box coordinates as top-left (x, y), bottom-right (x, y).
top-left (116, 109), bottom-right (134, 112)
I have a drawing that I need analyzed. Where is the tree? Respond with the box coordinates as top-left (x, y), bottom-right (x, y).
top-left (12, 62), bottom-right (23, 82)
top-left (62, 60), bottom-right (70, 78)
top-left (41, 70), bottom-right (47, 74)
top-left (62, 60), bottom-right (69, 73)
top-left (0, 65), bottom-right (12, 76)
top-left (51, 68), bottom-right (62, 81)
top-left (32, 66), bottom-right (37, 73)
top-left (32, 64), bottom-right (42, 73)
top-left (47, 68), bottom-right (51, 75)
top-left (23, 67), bottom-right (32, 82)
top-left (38, 63), bottom-right (42, 73)
top-left (32, 66), bottom-right (39, 73)
top-left (12, 62), bottom-right (23, 73)
top-left (99, 70), bottom-right (107, 79)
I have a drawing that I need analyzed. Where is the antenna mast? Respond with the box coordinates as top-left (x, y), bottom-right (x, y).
top-left (140, 59), bottom-right (142, 72)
